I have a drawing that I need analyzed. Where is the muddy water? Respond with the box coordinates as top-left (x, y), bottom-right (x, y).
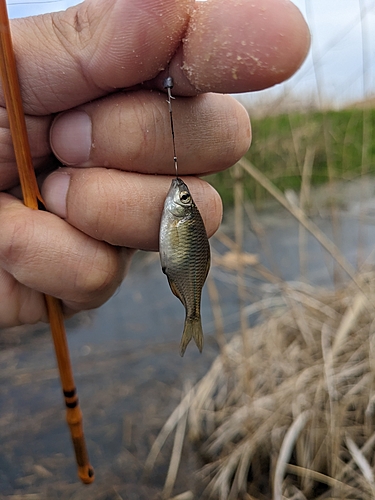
top-left (1, 190), bottom-right (375, 499)
top-left (0, 253), bottom-right (217, 499)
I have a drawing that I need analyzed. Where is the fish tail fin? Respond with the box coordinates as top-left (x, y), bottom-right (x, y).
top-left (180, 317), bottom-right (204, 357)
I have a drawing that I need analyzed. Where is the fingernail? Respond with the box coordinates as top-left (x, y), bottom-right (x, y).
top-left (50, 111), bottom-right (92, 165)
top-left (42, 172), bottom-right (70, 219)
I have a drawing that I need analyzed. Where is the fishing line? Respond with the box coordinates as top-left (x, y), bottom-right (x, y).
top-left (163, 76), bottom-right (178, 178)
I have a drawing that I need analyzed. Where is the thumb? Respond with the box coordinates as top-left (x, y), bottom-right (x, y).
top-left (8, 0), bottom-right (191, 115)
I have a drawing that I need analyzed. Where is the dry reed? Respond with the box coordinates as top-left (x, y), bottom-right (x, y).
top-left (146, 149), bottom-right (375, 499)
top-left (149, 268), bottom-right (375, 499)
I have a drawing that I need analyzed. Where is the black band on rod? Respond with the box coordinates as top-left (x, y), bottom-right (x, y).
top-left (65, 399), bottom-right (79, 409)
top-left (63, 388), bottom-right (77, 398)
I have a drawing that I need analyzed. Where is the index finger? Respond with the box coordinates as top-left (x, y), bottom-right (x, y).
top-left (8, 0), bottom-right (309, 115)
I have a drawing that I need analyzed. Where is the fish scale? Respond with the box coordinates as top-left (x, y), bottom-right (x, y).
top-left (159, 177), bottom-right (210, 356)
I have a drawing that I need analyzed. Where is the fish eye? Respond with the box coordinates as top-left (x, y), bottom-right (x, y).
top-left (180, 191), bottom-right (191, 203)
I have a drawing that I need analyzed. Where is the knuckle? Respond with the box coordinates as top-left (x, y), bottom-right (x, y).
top-left (72, 243), bottom-right (124, 304)
top-left (73, 172), bottom-right (115, 236)
top-left (121, 93), bottom-right (162, 165)
top-left (70, 170), bottom-right (131, 244)
top-left (0, 207), bottom-right (37, 271)
top-left (49, 5), bottom-right (98, 91)
top-left (51, 5), bottom-right (91, 52)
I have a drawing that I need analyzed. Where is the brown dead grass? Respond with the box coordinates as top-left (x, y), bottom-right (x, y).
top-left (147, 157), bottom-right (375, 499)
top-left (148, 269), bottom-right (375, 499)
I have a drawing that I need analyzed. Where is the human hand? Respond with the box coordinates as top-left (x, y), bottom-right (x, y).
top-left (0, 0), bottom-right (310, 326)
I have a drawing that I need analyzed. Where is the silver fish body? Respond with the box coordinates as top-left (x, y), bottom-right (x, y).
top-left (159, 178), bottom-right (210, 356)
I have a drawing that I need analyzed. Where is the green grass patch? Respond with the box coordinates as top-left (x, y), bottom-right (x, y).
top-left (207, 107), bottom-right (375, 208)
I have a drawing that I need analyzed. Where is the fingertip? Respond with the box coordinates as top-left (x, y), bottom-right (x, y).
top-left (205, 182), bottom-right (223, 237)
top-left (233, 98), bottom-right (252, 159)
top-left (181, 0), bottom-right (310, 93)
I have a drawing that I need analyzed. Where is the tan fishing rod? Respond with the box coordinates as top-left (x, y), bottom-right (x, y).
top-left (0, 0), bottom-right (94, 484)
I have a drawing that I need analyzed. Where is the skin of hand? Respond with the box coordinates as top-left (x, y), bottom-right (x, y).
top-left (0, 0), bottom-right (310, 327)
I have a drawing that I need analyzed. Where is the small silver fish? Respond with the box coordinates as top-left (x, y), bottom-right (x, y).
top-left (159, 178), bottom-right (210, 356)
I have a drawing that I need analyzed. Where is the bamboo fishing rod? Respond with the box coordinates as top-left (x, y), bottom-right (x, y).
top-left (0, 0), bottom-right (94, 484)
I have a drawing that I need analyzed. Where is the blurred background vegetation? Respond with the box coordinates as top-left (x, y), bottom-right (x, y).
top-left (208, 107), bottom-right (375, 207)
